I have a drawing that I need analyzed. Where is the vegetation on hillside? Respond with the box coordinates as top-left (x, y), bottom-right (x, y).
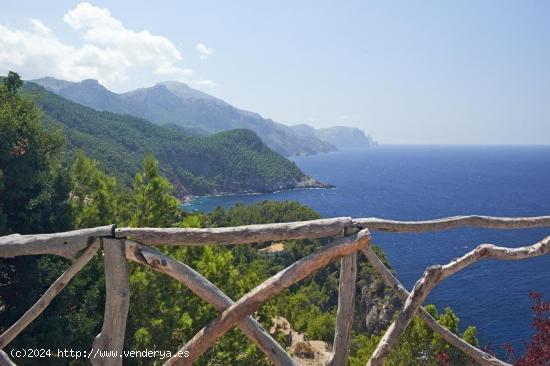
top-left (22, 81), bottom-right (323, 196)
top-left (33, 77), bottom-right (337, 157)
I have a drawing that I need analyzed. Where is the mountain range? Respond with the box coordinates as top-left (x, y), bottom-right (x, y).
top-left (33, 77), bottom-right (375, 156)
top-left (22, 81), bottom-right (330, 197)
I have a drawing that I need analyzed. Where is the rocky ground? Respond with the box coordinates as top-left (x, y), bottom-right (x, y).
top-left (271, 317), bottom-right (332, 365)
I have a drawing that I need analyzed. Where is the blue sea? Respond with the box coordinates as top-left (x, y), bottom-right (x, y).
top-left (184, 145), bottom-right (550, 354)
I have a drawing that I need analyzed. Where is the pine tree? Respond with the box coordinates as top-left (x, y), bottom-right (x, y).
top-left (130, 153), bottom-right (180, 228)
top-left (70, 151), bottom-right (117, 228)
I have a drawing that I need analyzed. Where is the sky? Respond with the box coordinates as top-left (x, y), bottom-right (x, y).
top-left (1, 1), bottom-right (549, 144)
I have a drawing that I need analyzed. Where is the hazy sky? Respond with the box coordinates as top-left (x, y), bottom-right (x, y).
top-left (1, 1), bottom-right (549, 144)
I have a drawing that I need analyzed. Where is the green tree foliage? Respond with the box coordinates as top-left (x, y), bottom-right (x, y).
top-left (0, 72), bottom-right (70, 235)
top-left (349, 305), bottom-right (479, 366)
top-left (126, 244), bottom-right (259, 365)
top-left (70, 151), bottom-right (118, 228)
top-left (4, 71), bottom-right (23, 95)
top-left (129, 153), bottom-right (180, 227)
top-left (206, 200), bottom-right (321, 227)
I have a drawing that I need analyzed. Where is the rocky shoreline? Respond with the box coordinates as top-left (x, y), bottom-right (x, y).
top-left (180, 177), bottom-right (335, 207)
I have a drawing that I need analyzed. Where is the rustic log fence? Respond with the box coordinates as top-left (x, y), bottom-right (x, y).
top-left (0, 215), bottom-right (549, 365)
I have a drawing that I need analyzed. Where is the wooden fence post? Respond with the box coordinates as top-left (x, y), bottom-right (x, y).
top-left (327, 251), bottom-right (357, 366)
top-left (91, 239), bottom-right (129, 366)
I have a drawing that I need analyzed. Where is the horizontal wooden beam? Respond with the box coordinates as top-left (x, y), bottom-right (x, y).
top-left (165, 229), bottom-right (371, 366)
top-left (353, 215), bottom-right (550, 232)
top-left (2, 215), bottom-right (548, 257)
top-left (116, 215), bottom-right (550, 247)
top-left (116, 217), bottom-right (352, 245)
top-left (0, 225), bottom-right (114, 259)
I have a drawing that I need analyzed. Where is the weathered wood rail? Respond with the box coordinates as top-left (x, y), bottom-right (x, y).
top-left (0, 215), bottom-right (549, 365)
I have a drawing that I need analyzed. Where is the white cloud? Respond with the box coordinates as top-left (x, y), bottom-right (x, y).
top-left (0, 2), bottom-right (214, 90)
top-left (196, 43), bottom-right (214, 60)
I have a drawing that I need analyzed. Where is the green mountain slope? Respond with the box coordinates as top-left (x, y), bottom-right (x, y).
top-left (33, 77), bottom-right (337, 156)
top-left (23, 82), bottom-right (330, 196)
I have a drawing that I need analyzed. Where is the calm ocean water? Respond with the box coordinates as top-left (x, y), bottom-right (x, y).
top-left (184, 145), bottom-right (550, 353)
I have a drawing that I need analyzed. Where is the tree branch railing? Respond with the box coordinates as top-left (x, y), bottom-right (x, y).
top-left (0, 215), bottom-right (549, 366)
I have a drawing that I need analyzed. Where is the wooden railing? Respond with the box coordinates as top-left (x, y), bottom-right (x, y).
top-left (1, 215), bottom-right (549, 366)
